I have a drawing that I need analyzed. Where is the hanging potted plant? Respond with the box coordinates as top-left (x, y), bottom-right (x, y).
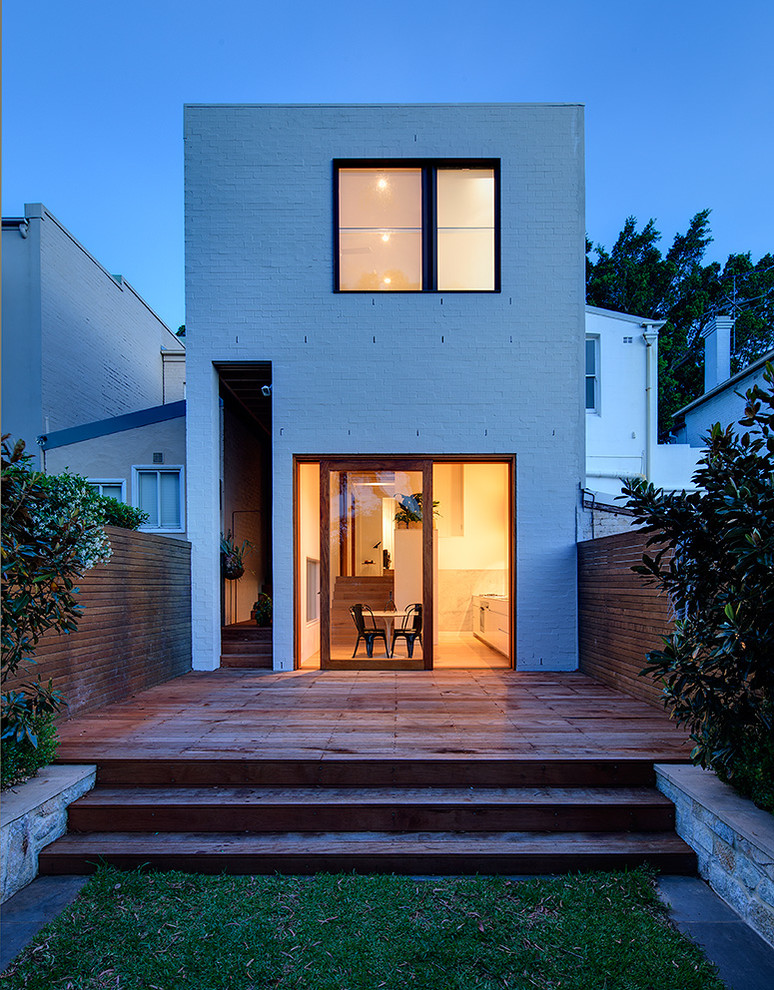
top-left (220, 531), bottom-right (252, 580)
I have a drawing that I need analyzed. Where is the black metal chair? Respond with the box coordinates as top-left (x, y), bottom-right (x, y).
top-left (350, 604), bottom-right (389, 658)
top-left (390, 603), bottom-right (423, 658)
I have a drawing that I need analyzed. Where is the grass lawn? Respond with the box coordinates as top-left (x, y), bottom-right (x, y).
top-left (1, 867), bottom-right (723, 989)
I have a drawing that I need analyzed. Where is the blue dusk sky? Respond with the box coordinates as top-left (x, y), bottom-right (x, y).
top-left (3, 0), bottom-right (772, 331)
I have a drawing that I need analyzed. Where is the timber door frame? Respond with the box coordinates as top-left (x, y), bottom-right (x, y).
top-left (320, 457), bottom-right (433, 671)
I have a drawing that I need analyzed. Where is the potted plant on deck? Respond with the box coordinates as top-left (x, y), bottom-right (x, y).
top-left (251, 593), bottom-right (272, 626)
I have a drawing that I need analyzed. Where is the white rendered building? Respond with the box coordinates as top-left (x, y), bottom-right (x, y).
top-left (185, 104), bottom-right (586, 673)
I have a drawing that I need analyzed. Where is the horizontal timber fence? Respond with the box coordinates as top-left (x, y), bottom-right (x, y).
top-left (5, 527), bottom-right (192, 719)
top-left (578, 530), bottom-right (673, 709)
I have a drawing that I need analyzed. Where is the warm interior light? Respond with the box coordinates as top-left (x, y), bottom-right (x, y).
top-left (383, 277), bottom-right (391, 284)
top-left (381, 232), bottom-right (391, 242)
top-left (377, 177), bottom-right (388, 190)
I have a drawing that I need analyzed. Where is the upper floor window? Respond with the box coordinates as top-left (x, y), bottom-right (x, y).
top-left (335, 160), bottom-right (499, 292)
top-left (133, 466), bottom-right (184, 532)
top-left (585, 337), bottom-right (599, 412)
top-left (88, 479), bottom-right (126, 502)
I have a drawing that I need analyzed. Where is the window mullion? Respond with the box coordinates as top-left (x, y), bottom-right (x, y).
top-left (422, 167), bottom-right (436, 291)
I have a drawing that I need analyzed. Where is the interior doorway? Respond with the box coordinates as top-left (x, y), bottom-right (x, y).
top-left (295, 456), bottom-right (514, 671)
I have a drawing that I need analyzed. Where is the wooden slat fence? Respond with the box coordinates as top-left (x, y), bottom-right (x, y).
top-left (578, 530), bottom-right (673, 709)
top-left (4, 527), bottom-right (192, 719)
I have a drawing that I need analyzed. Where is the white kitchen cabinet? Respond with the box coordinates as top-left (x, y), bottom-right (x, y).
top-left (472, 595), bottom-right (510, 657)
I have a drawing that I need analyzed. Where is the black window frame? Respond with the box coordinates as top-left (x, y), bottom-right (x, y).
top-left (333, 159), bottom-right (501, 293)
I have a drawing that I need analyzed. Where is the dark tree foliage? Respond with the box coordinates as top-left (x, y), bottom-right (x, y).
top-left (622, 366), bottom-right (774, 772)
top-left (587, 212), bottom-right (774, 435)
top-left (1, 438), bottom-right (86, 746)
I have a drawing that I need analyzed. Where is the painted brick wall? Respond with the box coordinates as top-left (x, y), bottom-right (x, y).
top-left (184, 104), bottom-right (586, 671)
top-left (2, 205), bottom-right (184, 462)
top-left (3, 527), bottom-right (192, 718)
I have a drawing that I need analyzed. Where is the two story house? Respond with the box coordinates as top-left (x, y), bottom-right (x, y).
top-left (184, 104), bottom-right (585, 672)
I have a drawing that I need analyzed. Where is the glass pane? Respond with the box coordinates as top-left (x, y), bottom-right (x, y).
top-left (101, 484), bottom-right (123, 501)
top-left (339, 169), bottom-right (423, 292)
top-left (137, 472), bottom-right (158, 527)
top-left (339, 168), bottom-right (422, 229)
top-left (585, 376), bottom-right (596, 410)
top-left (437, 228), bottom-right (494, 290)
top-left (437, 169), bottom-right (494, 228)
top-left (434, 462), bottom-right (511, 667)
top-left (328, 469), bottom-right (424, 665)
top-left (585, 338), bottom-right (596, 375)
top-left (339, 230), bottom-right (422, 291)
top-left (159, 472), bottom-right (180, 528)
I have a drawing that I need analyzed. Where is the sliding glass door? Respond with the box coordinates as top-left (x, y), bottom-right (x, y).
top-left (320, 458), bottom-right (432, 670)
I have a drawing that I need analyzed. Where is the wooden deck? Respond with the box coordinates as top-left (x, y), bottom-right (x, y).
top-left (56, 668), bottom-right (691, 764)
top-left (45, 670), bottom-right (697, 877)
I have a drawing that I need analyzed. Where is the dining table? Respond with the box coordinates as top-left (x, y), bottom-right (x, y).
top-left (369, 609), bottom-right (410, 656)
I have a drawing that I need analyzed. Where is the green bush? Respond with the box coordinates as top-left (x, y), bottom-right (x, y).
top-left (717, 729), bottom-right (774, 815)
top-left (623, 363), bottom-right (774, 773)
top-left (98, 496), bottom-right (148, 530)
top-left (1, 436), bottom-right (112, 759)
top-left (1, 712), bottom-right (58, 790)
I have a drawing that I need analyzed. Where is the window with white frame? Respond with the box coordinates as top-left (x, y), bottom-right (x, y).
top-left (585, 337), bottom-right (599, 412)
top-left (335, 160), bottom-right (499, 292)
top-left (132, 467), bottom-right (184, 531)
top-left (87, 479), bottom-right (126, 501)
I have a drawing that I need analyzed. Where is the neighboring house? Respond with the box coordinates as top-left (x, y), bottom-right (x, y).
top-left (581, 306), bottom-right (702, 537)
top-left (672, 315), bottom-right (774, 447)
top-left (185, 103), bottom-right (585, 673)
top-left (1, 203), bottom-right (187, 537)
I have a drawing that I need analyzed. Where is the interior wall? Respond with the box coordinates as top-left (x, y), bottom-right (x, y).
top-left (435, 462), bottom-right (510, 632)
top-left (298, 461), bottom-right (321, 663)
top-left (222, 405), bottom-right (270, 623)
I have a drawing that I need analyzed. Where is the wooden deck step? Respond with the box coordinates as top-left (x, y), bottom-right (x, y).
top-left (68, 786), bottom-right (675, 833)
top-left (84, 757), bottom-right (664, 788)
top-left (221, 626), bottom-right (272, 669)
top-left (39, 829), bottom-right (696, 876)
top-left (220, 654), bottom-right (273, 669)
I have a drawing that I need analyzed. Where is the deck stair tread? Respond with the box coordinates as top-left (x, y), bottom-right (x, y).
top-left (68, 784), bottom-right (676, 833)
top-left (39, 830), bottom-right (697, 875)
top-left (78, 757), bottom-right (674, 788)
top-left (73, 785), bottom-right (674, 807)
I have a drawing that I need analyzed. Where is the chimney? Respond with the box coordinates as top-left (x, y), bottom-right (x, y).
top-left (701, 315), bottom-right (733, 392)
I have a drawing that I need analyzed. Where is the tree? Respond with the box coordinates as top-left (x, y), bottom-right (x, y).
top-left (621, 366), bottom-right (774, 774)
top-left (587, 213), bottom-right (774, 434)
top-left (1, 438), bottom-right (112, 748)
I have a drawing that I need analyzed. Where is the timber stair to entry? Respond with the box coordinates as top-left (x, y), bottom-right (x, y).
top-left (331, 575), bottom-right (395, 644)
top-left (220, 624), bottom-right (272, 669)
top-left (40, 757), bottom-right (697, 877)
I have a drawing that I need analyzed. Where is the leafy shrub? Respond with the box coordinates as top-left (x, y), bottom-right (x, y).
top-left (98, 495), bottom-right (148, 530)
top-left (623, 364), bottom-right (774, 774)
top-left (716, 730), bottom-right (774, 815)
top-left (1, 436), bottom-right (111, 762)
top-left (1, 713), bottom-right (58, 790)
top-left (253, 593), bottom-right (272, 626)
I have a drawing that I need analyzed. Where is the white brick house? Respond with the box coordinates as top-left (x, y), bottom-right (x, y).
top-left (184, 104), bottom-right (585, 672)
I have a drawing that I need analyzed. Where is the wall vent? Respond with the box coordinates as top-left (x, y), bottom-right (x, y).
top-left (622, 336), bottom-right (633, 344)
top-left (152, 452), bottom-right (164, 464)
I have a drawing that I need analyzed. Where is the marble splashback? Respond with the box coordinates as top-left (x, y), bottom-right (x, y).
top-left (437, 569), bottom-right (508, 631)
